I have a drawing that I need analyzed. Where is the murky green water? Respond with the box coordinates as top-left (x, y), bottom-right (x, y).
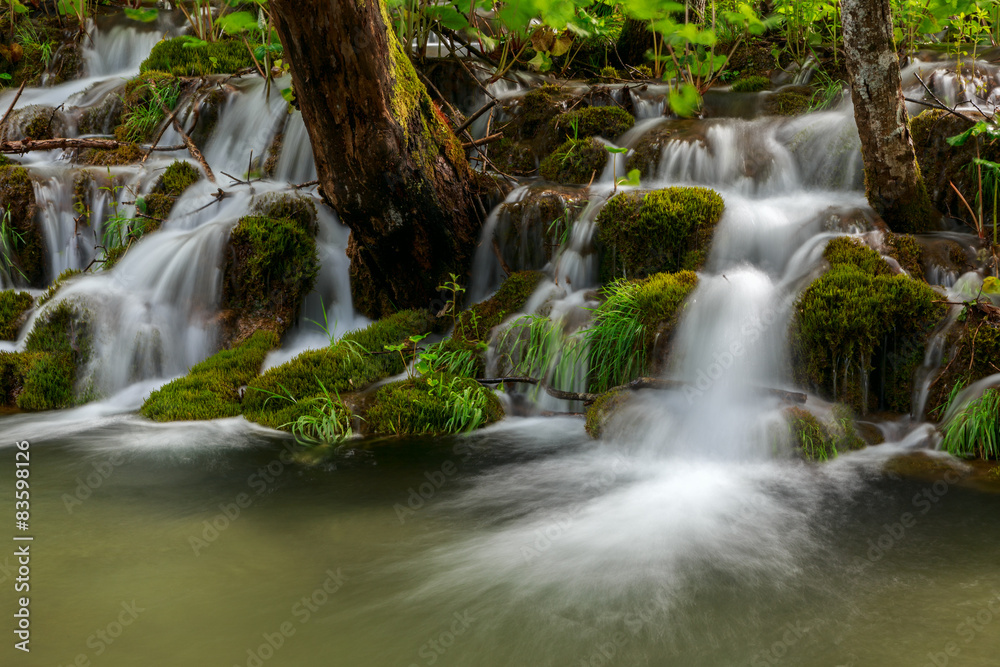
top-left (2, 416), bottom-right (1000, 667)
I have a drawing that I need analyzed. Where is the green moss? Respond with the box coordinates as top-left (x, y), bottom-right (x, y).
top-left (222, 215), bottom-right (319, 330)
top-left (883, 233), bottom-right (923, 277)
top-left (0, 290), bottom-right (32, 340)
top-left (140, 37), bottom-right (256, 77)
top-left (143, 192), bottom-right (174, 221)
top-left (506, 84), bottom-right (572, 142)
top-left (453, 271), bottom-right (544, 346)
top-left (876, 175), bottom-right (939, 234)
top-left (731, 75), bottom-right (770, 93)
top-left (112, 72), bottom-right (181, 144)
top-left (492, 138), bottom-right (536, 175)
top-left (539, 137), bottom-right (608, 184)
top-left (80, 143), bottom-right (145, 166)
top-left (599, 66), bottom-right (619, 81)
top-left (784, 406), bottom-right (864, 461)
top-left (790, 237), bottom-right (946, 414)
top-left (763, 90), bottom-right (812, 116)
top-left (0, 164), bottom-right (43, 285)
top-left (37, 268), bottom-right (81, 306)
top-left (365, 373), bottom-right (503, 436)
top-left (242, 309), bottom-right (435, 429)
top-left (17, 352), bottom-right (74, 411)
top-left (140, 330), bottom-right (280, 422)
top-left (249, 193), bottom-right (318, 234)
top-left (927, 310), bottom-right (1000, 419)
top-left (102, 245), bottom-right (127, 271)
top-left (584, 387), bottom-right (632, 438)
top-left (549, 106), bottom-right (635, 145)
top-left (14, 300), bottom-right (92, 411)
top-left (158, 160), bottom-right (201, 196)
top-left (596, 187), bottom-right (725, 282)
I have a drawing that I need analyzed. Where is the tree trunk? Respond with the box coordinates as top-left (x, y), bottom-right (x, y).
top-left (270, 0), bottom-right (481, 318)
top-left (841, 0), bottom-right (938, 233)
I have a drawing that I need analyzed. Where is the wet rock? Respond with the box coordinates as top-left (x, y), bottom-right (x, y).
top-left (0, 289), bottom-right (32, 340)
top-left (783, 405), bottom-right (865, 461)
top-left (539, 137), bottom-right (608, 185)
top-left (497, 188), bottom-right (587, 271)
top-left (1, 105), bottom-right (68, 141)
top-left (762, 86), bottom-right (814, 116)
top-left (0, 162), bottom-right (45, 286)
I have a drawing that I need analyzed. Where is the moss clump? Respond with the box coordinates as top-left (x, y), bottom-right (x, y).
top-left (142, 192), bottom-right (174, 221)
top-left (599, 66), bottom-right (619, 81)
top-left (222, 215), bottom-right (319, 334)
top-left (249, 193), bottom-right (318, 235)
top-left (731, 75), bottom-right (770, 93)
top-left (539, 137), bottom-right (608, 184)
top-left (784, 405), bottom-right (864, 461)
top-left (492, 138), bottom-right (536, 176)
top-left (157, 160), bottom-right (201, 196)
top-left (0, 290), bottom-right (32, 340)
top-left (548, 106), bottom-right (635, 147)
top-left (883, 233), bottom-right (923, 277)
top-left (452, 271), bottom-right (544, 346)
top-left (626, 127), bottom-right (678, 174)
top-left (0, 164), bottom-right (43, 286)
top-left (16, 301), bottom-right (92, 411)
top-left (927, 307), bottom-right (1000, 419)
top-left (365, 373), bottom-right (503, 436)
top-left (140, 330), bottom-right (279, 422)
top-left (763, 89), bottom-right (812, 116)
top-left (584, 387), bottom-right (632, 438)
top-left (596, 187), bottom-right (725, 282)
top-left (504, 84), bottom-right (572, 143)
top-left (37, 268), bottom-right (81, 306)
top-left (790, 237), bottom-right (946, 414)
top-left (79, 143), bottom-right (145, 166)
top-left (140, 37), bottom-right (255, 77)
top-left (3, 105), bottom-right (64, 141)
top-left (243, 309), bottom-right (435, 429)
top-left (497, 190), bottom-right (586, 270)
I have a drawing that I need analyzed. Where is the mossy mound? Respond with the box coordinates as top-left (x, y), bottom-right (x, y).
top-left (587, 270), bottom-right (698, 391)
top-left (584, 387), bottom-right (633, 438)
top-left (0, 164), bottom-right (44, 286)
top-left (221, 214), bottom-right (319, 338)
top-left (0, 290), bottom-right (32, 340)
top-left (110, 72), bottom-right (182, 144)
top-left (365, 373), bottom-right (503, 436)
top-left (910, 109), bottom-right (1000, 224)
top-left (790, 237), bottom-right (946, 414)
top-left (492, 138), bottom-right (536, 176)
top-left (453, 271), bottom-right (544, 346)
top-left (79, 142), bottom-right (145, 166)
top-left (784, 405), bottom-right (865, 462)
top-left (547, 106), bottom-right (635, 150)
top-left (37, 268), bottom-right (80, 307)
top-left (250, 193), bottom-right (318, 235)
top-left (883, 233), bottom-right (923, 278)
top-left (242, 309), bottom-right (435, 429)
top-left (140, 37), bottom-right (256, 77)
top-left (156, 160), bottom-right (201, 197)
top-left (503, 84), bottom-right (574, 144)
top-left (497, 190), bottom-right (586, 271)
top-left (140, 330), bottom-right (279, 422)
top-left (731, 75), bottom-right (770, 93)
top-left (15, 300), bottom-right (92, 411)
top-left (596, 187), bottom-right (725, 282)
top-left (763, 89), bottom-right (813, 116)
top-left (539, 137), bottom-right (608, 185)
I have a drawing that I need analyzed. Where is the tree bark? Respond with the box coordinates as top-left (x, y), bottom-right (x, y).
top-left (270, 0), bottom-right (481, 318)
top-left (842, 0), bottom-right (938, 233)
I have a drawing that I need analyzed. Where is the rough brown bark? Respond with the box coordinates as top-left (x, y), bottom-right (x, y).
top-left (270, 0), bottom-right (482, 319)
top-left (842, 0), bottom-right (938, 233)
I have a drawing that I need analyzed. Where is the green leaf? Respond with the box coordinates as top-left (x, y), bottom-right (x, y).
top-left (280, 87), bottom-right (295, 104)
top-left (180, 36), bottom-right (209, 49)
top-left (605, 146), bottom-right (628, 154)
top-left (616, 169), bottom-right (642, 188)
top-left (218, 11), bottom-right (260, 35)
top-left (124, 8), bottom-right (158, 23)
top-left (527, 51), bottom-right (552, 72)
top-left (668, 83), bottom-right (701, 118)
top-left (136, 196), bottom-right (147, 214)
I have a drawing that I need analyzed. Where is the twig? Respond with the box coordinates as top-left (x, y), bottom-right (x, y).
top-left (912, 73), bottom-right (978, 124)
top-left (462, 132), bottom-right (503, 148)
top-left (293, 179), bottom-right (319, 189)
top-left (157, 99), bottom-right (216, 183)
top-left (0, 80), bottom-right (27, 129)
top-left (454, 98), bottom-right (498, 135)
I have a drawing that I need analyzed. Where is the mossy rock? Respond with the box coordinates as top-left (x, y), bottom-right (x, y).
top-left (140, 330), bottom-right (279, 422)
top-left (79, 143), bottom-right (145, 166)
top-left (156, 160), bottom-right (201, 197)
top-left (0, 290), bottom-right (32, 340)
top-left (140, 37), bottom-right (256, 77)
top-left (545, 106), bottom-right (635, 153)
top-left (911, 109), bottom-right (1000, 224)
top-left (14, 300), bottom-right (92, 411)
top-left (502, 84), bottom-right (574, 145)
top-left (731, 75), bottom-right (770, 93)
top-left (497, 190), bottom-right (587, 271)
top-left (221, 215), bottom-right (319, 337)
top-left (790, 237), bottom-right (946, 415)
top-left (584, 387), bottom-right (633, 438)
top-left (1, 105), bottom-right (66, 142)
top-left (243, 310), bottom-right (435, 430)
top-left (37, 268), bottom-right (81, 307)
top-left (926, 307), bottom-right (1000, 419)
top-left (883, 233), bottom-right (923, 278)
top-left (783, 405), bottom-right (865, 462)
top-left (595, 187), bottom-right (725, 282)
top-left (0, 164), bottom-right (44, 286)
top-left (539, 137), bottom-right (608, 185)
top-left (492, 138), bottom-right (536, 176)
top-left (109, 72), bottom-right (183, 144)
top-left (250, 193), bottom-right (318, 235)
top-left (365, 373), bottom-right (503, 436)
top-left (453, 271), bottom-right (544, 345)
top-left (762, 88), bottom-right (813, 116)
top-left (626, 127), bottom-right (676, 175)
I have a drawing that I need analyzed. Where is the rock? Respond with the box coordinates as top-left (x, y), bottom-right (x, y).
top-left (539, 137), bottom-right (608, 185)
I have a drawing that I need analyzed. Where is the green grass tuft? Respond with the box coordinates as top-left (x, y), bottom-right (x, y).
top-left (941, 388), bottom-right (1000, 460)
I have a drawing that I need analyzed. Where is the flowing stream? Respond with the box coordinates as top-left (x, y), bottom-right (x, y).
top-left (1, 18), bottom-right (1000, 667)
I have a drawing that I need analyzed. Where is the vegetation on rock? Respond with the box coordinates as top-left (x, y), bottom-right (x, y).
top-left (0, 289), bottom-right (32, 340)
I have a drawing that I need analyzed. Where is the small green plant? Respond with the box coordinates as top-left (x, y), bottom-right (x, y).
top-left (0, 206), bottom-right (26, 283)
top-left (120, 78), bottom-right (180, 144)
top-left (437, 273), bottom-right (465, 329)
top-left (941, 387), bottom-right (1000, 459)
top-left (416, 339), bottom-right (484, 379)
top-left (281, 379), bottom-right (356, 447)
top-left (384, 333), bottom-right (429, 380)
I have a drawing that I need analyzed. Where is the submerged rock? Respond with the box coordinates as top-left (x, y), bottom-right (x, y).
top-left (595, 187), bottom-right (725, 282)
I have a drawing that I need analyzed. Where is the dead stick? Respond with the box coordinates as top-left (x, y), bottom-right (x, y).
top-left (158, 99), bottom-right (215, 183)
top-left (462, 132), bottom-right (503, 148)
top-left (0, 80), bottom-right (27, 129)
top-left (455, 98), bottom-right (498, 135)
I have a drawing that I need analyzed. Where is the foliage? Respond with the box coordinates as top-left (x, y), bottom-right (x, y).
top-left (584, 387), bottom-right (632, 438)
top-left (366, 372), bottom-right (502, 436)
top-left (596, 186), bottom-right (724, 282)
top-left (549, 106), bottom-right (634, 146)
top-left (941, 387), bottom-right (1000, 460)
top-left (117, 74), bottom-right (180, 144)
top-left (784, 405), bottom-right (864, 462)
top-left (452, 270), bottom-right (544, 345)
top-left (0, 289), bottom-right (31, 340)
top-left (140, 37), bottom-right (256, 76)
top-left (539, 137), bottom-right (607, 184)
top-left (0, 164), bottom-right (41, 285)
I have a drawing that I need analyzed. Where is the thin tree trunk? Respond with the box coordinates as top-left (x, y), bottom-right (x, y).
top-left (270, 0), bottom-right (481, 318)
top-left (842, 0), bottom-right (938, 233)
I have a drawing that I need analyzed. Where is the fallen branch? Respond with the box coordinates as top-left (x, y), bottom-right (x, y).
top-left (0, 80), bottom-right (27, 129)
top-left (462, 131), bottom-right (503, 148)
top-left (0, 137), bottom-right (123, 153)
top-left (911, 74), bottom-right (978, 124)
top-left (157, 99), bottom-right (216, 183)
top-left (454, 98), bottom-right (498, 135)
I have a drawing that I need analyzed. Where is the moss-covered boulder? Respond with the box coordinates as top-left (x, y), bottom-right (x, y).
top-left (140, 330), bottom-right (279, 422)
top-left (157, 160), bottom-right (201, 196)
top-left (502, 84), bottom-right (574, 144)
top-left (0, 163), bottom-right (44, 286)
top-left (0, 290), bottom-right (32, 340)
top-left (596, 187), bottom-right (725, 282)
top-left (38, 268), bottom-right (81, 307)
top-left (365, 373), bottom-right (503, 436)
top-left (731, 75), bottom-right (770, 93)
top-left (242, 309), bottom-right (435, 429)
top-left (79, 142), bottom-right (145, 166)
top-left (539, 137), bottom-right (608, 184)
top-left (790, 237), bottom-right (946, 414)
top-left (221, 211), bottom-right (319, 342)
top-left (783, 405), bottom-right (865, 461)
top-left (545, 106), bottom-right (634, 152)
top-left (926, 304), bottom-right (1000, 419)
top-left (140, 37), bottom-right (256, 77)
top-left (11, 300), bottom-right (92, 411)
top-left (882, 233), bottom-right (923, 278)
top-left (587, 270), bottom-right (698, 391)
top-left (492, 138), bottom-right (536, 176)
top-left (249, 193), bottom-right (318, 235)
top-left (497, 190), bottom-right (586, 271)
top-left (762, 88), bottom-right (813, 116)
top-left (584, 387), bottom-right (633, 438)
top-left (1, 105), bottom-right (67, 142)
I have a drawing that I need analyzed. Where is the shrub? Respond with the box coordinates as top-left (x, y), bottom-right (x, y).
top-left (596, 187), bottom-right (725, 281)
